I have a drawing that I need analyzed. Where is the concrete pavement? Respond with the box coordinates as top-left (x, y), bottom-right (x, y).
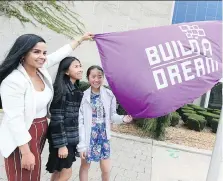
top-left (0, 132), bottom-right (212, 181)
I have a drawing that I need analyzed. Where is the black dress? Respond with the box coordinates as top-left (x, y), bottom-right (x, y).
top-left (46, 141), bottom-right (78, 173)
top-left (46, 80), bottom-right (83, 173)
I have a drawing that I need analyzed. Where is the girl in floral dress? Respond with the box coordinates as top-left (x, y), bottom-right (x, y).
top-left (77, 65), bottom-right (133, 181)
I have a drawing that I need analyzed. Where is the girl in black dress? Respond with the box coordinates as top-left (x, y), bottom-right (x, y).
top-left (46, 56), bottom-right (84, 181)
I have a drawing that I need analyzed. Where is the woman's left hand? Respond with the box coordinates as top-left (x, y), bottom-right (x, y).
top-left (123, 115), bottom-right (133, 123)
top-left (80, 32), bottom-right (94, 41)
top-left (70, 32), bottom-right (94, 49)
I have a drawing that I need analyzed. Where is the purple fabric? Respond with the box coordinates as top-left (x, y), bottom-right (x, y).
top-left (94, 21), bottom-right (222, 118)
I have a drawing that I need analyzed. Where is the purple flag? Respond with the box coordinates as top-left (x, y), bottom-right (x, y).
top-left (94, 21), bottom-right (222, 118)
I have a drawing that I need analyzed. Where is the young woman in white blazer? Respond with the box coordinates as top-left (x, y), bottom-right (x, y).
top-left (77, 65), bottom-right (133, 181)
top-left (0, 32), bottom-right (93, 181)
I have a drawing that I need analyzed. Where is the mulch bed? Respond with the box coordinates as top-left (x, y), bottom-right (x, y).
top-left (111, 120), bottom-right (216, 150)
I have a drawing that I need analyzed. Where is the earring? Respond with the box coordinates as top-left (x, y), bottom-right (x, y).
top-left (20, 58), bottom-right (24, 64)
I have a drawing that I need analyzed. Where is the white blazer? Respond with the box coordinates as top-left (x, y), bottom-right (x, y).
top-left (77, 86), bottom-right (124, 153)
top-left (0, 44), bottom-right (73, 158)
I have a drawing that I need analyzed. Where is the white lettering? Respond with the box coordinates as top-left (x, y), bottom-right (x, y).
top-left (167, 65), bottom-right (182, 85)
top-left (189, 39), bottom-right (200, 54)
top-left (210, 58), bottom-right (215, 72)
top-left (149, 36), bottom-right (216, 90)
top-left (194, 58), bottom-right (206, 77)
top-left (171, 41), bottom-right (180, 58)
top-left (158, 42), bottom-right (174, 62)
top-left (177, 41), bottom-right (193, 56)
top-left (181, 61), bottom-right (195, 81)
top-left (202, 38), bottom-right (212, 56)
top-left (145, 46), bottom-right (161, 66)
top-left (152, 57), bottom-right (218, 90)
top-left (153, 69), bottom-right (168, 90)
top-left (205, 57), bottom-right (211, 74)
top-left (215, 61), bottom-right (218, 71)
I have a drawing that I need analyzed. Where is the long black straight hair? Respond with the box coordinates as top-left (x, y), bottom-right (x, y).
top-left (0, 34), bottom-right (45, 85)
top-left (53, 56), bottom-right (81, 102)
top-left (0, 34), bottom-right (45, 109)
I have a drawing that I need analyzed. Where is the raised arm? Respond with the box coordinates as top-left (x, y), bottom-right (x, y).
top-left (45, 44), bottom-right (73, 69)
top-left (44, 33), bottom-right (94, 69)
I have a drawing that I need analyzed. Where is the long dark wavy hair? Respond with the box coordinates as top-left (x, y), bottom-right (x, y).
top-left (53, 56), bottom-right (81, 102)
top-left (0, 34), bottom-right (46, 85)
top-left (0, 34), bottom-right (45, 109)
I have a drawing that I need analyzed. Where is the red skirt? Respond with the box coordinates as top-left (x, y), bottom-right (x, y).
top-left (4, 117), bottom-right (48, 181)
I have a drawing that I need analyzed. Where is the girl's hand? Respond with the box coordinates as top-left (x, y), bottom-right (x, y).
top-left (123, 115), bottom-right (133, 123)
top-left (80, 152), bottom-right (87, 159)
top-left (58, 146), bottom-right (68, 159)
top-left (21, 152), bottom-right (35, 171)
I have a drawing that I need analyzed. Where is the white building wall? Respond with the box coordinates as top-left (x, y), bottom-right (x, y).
top-left (0, 1), bottom-right (174, 83)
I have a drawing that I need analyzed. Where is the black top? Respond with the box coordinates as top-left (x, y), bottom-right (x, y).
top-left (47, 79), bottom-right (83, 148)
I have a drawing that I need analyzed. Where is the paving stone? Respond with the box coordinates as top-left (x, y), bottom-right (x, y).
top-left (0, 136), bottom-right (152, 181)
top-left (0, 131), bottom-right (210, 181)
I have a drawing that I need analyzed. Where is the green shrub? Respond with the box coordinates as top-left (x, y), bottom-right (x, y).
top-left (212, 110), bottom-right (221, 115)
top-left (194, 107), bottom-right (207, 112)
top-left (155, 115), bottom-right (171, 140)
top-left (176, 108), bottom-right (181, 114)
top-left (207, 108), bottom-right (214, 112)
top-left (181, 112), bottom-right (198, 123)
top-left (141, 118), bottom-right (156, 134)
top-left (135, 118), bottom-right (157, 137)
top-left (206, 109), bottom-right (220, 115)
top-left (79, 81), bottom-right (90, 91)
top-left (135, 114), bottom-right (171, 141)
top-left (181, 109), bottom-right (196, 114)
top-left (212, 111), bottom-right (221, 115)
top-left (196, 111), bottom-right (206, 116)
top-left (135, 118), bottom-right (146, 128)
top-left (197, 111), bottom-right (220, 126)
top-left (210, 108), bottom-right (220, 112)
top-left (187, 104), bottom-right (206, 111)
top-left (178, 106), bottom-right (193, 115)
top-left (116, 101), bottom-right (127, 115)
top-left (181, 106), bottom-right (194, 111)
top-left (187, 115), bottom-right (206, 131)
top-left (187, 103), bottom-right (195, 108)
top-left (170, 112), bottom-right (181, 126)
top-left (180, 109), bottom-right (196, 118)
top-left (211, 118), bottom-right (219, 133)
top-left (181, 113), bottom-right (190, 123)
top-left (191, 105), bottom-right (206, 112)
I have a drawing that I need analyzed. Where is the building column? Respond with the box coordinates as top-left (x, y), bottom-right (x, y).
top-left (206, 105), bottom-right (223, 181)
top-left (204, 90), bottom-right (211, 108)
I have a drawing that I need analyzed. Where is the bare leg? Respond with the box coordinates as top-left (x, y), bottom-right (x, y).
top-left (100, 159), bottom-right (111, 181)
top-left (50, 171), bottom-right (60, 181)
top-left (56, 168), bottom-right (72, 181)
top-left (79, 159), bottom-right (91, 181)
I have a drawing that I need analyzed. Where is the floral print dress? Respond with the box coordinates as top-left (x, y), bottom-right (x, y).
top-left (86, 92), bottom-right (110, 163)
